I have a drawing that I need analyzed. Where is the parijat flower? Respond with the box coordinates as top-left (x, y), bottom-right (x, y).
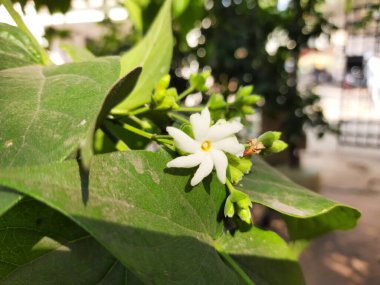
top-left (166, 108), bottom-right (245, 186)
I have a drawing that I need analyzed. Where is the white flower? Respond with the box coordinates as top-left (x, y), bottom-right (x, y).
top-left (166, 108), bottom-right (245, 186)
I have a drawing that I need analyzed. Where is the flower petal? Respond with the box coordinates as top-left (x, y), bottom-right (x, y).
top-left (167, 127), bottom-right (199, 153)
top-left (213, 136), bottom-right (245, 156)
top-left (190, 107), bottom-right (211, 141)
top-left (190, 154), bottom-right (214, 186)
top-left (166, 152), bottom-right (204, 168)
top-left (211, 149), bottom-right (228, 184)
top-left (207, 120), bottom-right (243, 142)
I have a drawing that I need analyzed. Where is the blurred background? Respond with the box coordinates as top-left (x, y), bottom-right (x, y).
top-left (1, 0), bottom-right (379, 284)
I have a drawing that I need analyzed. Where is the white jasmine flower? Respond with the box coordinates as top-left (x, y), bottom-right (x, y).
top-left (166, 108), bottom-right (245, 186)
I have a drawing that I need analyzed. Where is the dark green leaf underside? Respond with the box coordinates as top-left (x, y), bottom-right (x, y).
top-left (0, 199), bottom-right (128, 284)
top-left (237, 157), bottom-right (360, 239)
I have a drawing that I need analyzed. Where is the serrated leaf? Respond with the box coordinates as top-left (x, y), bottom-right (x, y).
top-left (116, 0), bottom-right (173, 111)
top-left (236, 157), bottom-right (360, 240)
top-left (0, 199), bottom-right (130, 284)
top-left (0, 150), bottom-right (306, 284)
top-left (0, 23), bottom-right (43, 70)
top-left (0, 57), bottom-right (138, 168)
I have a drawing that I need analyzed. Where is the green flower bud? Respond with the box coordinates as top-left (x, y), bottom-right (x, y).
top-left (155, 96), bottom-right (178, 111)
top-left (224, 196), bottom-right (235, 218)
top-left (268, 140), bottom-right (288, 153)
top-left (237, 207), bottom-right (252, 224)
top-left (237, 196), bottom-right (252, 209)
top-left (258, 131), bottom-right (282, 147)
top-left (242, 95), bottom-right (261, 105)
top-left (235, 157), bottom-right (252, 174)
top-left (207, 93), bottom-right (227, 110)
top-left (153, 89), bottom-right (166, 102)
top-left (166, 87), bottom-right (178, 99)
top-left (237, 85), bottom-right (253, 98)
top-left (230, 189), bottom-right (249, 204)
top-left (227, 165), bottom-right (243, 184)
top-left (156, 74), bottom-right (171, 90)
top-left (190, 71), bottom-right (210, 92)
top-left (226, 154), bottom-right (252, 184)
top-left (241, 105), bottom-right (255, 115)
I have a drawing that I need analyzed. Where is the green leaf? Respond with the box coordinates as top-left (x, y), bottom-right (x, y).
top-left (125, 0), bottom-right (144, 33)
top-left (216, 227), bottom-right (305, 285)
top-left (236, 157), bottom-right (361, 240)
top-left (60, 43), bottom-right (95, 62)
top-left (0, 57), bottom-right (139, 168)
top-left (0, 23), bottom-right (43, 70)
top-left (172, 0), bottom-right (191, 17)
top-left (0, 150), bottom-right (308, 284)
top-left (0, 151), bottom-right (241, 283)
top-left (0, 198), bottom-right (130, 284)
top-left (80, 66), bottom-right (142, 168)
top-left (116, 0), bottom-right (173, 111)
top-left (0, 187), bottom-right (22, 217)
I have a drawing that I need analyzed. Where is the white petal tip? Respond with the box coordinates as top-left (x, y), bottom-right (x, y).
top-left (190, 177), bottom-right (201, 186)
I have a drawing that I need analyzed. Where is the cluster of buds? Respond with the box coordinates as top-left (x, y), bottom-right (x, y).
top-left (207, 85), bottom-right (262, 120)
top-left (151, 75), bottom-right (179, 111)
top-left (189, 71), bottom-right (211, 92)
top-left (254, 131), bottom-right (288, 155)
top-left (224, 187), bottom-right (253, 224)
top-left (233, 86), bottom-right (262, 115)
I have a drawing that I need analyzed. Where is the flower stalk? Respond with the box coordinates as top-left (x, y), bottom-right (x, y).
top-left (177, 86), bottom-right (195, 101)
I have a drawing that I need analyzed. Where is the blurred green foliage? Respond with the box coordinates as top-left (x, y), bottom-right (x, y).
top-left (14, 0), bottom-right (338, 166)
top-left (132, 0), bottom-right (336, 166)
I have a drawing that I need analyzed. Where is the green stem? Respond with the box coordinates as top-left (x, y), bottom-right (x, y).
top-left (168, 112), bottom-right (190, 124)
top-left (1, 0), bottom-right (52, 65)
top-left (214, 242), bottom-right (255, 285)
top-left (123, 123), bottom-right (153, 139)
top-left (176, 106), bottom-right (204, 113)
top-left (129, 105), bottom-right (150, 116)
top-left (129, 115), bottom-right (152, 130)
top-left (153, 135), bottom-right (172, 139)
top-left (102, 122), bottom-right (131, 151)
top-left (177, 86), bottom-right (195, 101)
top-left (123, 123), bottom-right (175, 150)
top-left (226, 178), bottom-right (237, 194)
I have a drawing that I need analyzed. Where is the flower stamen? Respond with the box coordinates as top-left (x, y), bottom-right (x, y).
top-left (201, 140), bottom-right (212, 151)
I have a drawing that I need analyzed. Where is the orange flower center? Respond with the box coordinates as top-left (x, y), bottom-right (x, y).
top-left (201, 140), bottom-right (212, 151)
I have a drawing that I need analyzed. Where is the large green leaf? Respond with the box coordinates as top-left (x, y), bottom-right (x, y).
top-left (0, 198), bottom-right (128, 284)
top-left (116, 0), bottom-right (173, 111)
top-left (216, 227), bottom-right (305, 285)
top-left (0, 57), bottom-right (139, 168)
top-left (0, 23), bottom-right (43, 70)
top-left (237, 157), bottom-right (361, 240)
top-left (60, 43), bottom-right (95, 62)
top-left (0, 150), bottom-right (306, 284)
top-left (0, 188), bottom-right (21, 216)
